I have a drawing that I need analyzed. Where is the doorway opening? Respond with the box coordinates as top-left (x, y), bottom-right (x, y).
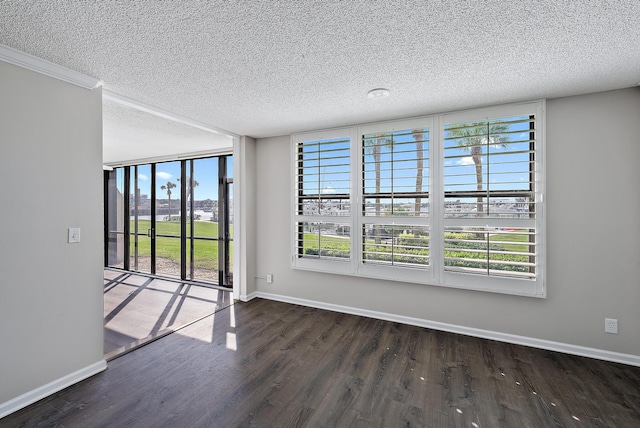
top-left (104, 155), bottom-right (233, 287)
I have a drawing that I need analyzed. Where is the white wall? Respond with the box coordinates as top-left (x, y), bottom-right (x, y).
top-left (235, 136), bottom-right (257, 300)
top-left (254, 88), bottom-right (640, 359)
top-left (0, 61), bottom-right (105, 410)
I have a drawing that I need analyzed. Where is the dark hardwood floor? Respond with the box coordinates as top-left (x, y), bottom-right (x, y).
top-left (3, 298), bottom-right (640, 427)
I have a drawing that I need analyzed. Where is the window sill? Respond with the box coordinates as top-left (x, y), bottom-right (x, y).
top-left (292, 259), bottom-right (545, 298)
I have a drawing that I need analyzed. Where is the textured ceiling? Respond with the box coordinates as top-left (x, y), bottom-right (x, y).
top-left (1, 0), bottom-right (639, 145)
top-left (102, 100), bottom-right (233, 164)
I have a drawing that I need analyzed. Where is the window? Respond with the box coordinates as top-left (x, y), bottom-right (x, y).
top-left (293, 129), bottom-right (352, 272)
top-left (360, 123), bottom-right (431, 280)
top-left (293, 102), bottom-right (545, 296)
top-left (443, 116), bottom-right (536, 280)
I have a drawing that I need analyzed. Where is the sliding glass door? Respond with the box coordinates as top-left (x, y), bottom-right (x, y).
top-left (104, 155), bottom-right (233, 287)
top-left (130, 164), bottom-right (152, 274)
top-left (154, 161), bottom-right (182, 278)
top-left (187, 157), bottom-right (217, 283)
top-left (185, 157), bottom-right (234, 285)
top-left (105, 168), bottom-right (125, 269)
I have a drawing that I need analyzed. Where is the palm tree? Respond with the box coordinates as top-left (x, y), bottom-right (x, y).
top-left (178, 176), bottom-right (199, 218)
top-left (178, 177), bottom-right (200, 193)
top-left (364, 134), bottom-right (391, 243)
top-left (447, 121), bottom-right (509, 215)
top-left (160, 181), bottom-right (176, 220)
top-left (411, 129), bottom-right (425, 216)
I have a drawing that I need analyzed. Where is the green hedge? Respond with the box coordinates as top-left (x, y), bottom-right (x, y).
top-left (302, 231), bottom-right (530, 272)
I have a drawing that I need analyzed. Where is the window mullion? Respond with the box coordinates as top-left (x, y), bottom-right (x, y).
top-left (485, 121), bottom-right (491, 274)
top-left (430, 115), bottom-right (444, 285)
top-left (352, 127), bottom-right (361, 273)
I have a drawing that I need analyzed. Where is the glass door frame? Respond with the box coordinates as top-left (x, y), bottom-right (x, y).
top-left (130, 164), bottom-right (156, 274)
top-left (105, 155), bottom-right (233, 288)
top-left (218, 157), bottom-right (232, 285)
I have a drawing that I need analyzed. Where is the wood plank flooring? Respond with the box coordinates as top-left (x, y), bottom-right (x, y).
top-left (3, 298), bottom-right (640, 427)
top-left (103, 270), bottom-right (232, 359)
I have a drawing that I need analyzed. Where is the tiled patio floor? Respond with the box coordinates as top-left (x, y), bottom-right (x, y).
top-left (103, 270), bottom-right (233, 359)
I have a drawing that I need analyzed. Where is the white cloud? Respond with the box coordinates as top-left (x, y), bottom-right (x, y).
top-left (458, 157), bottom-right (474, 166)
top-left (157, 171), bottom-right (172, 180)
top-left (138, 174), bottom-right (148, 181)
top-left (321, 186), bottom-right (336, 194)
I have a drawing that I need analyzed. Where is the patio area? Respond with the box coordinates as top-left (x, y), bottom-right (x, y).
top-left (103, 269), bottom-right (233, 359)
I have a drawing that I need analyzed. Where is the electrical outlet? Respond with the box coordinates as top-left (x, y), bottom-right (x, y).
top-left (68, 227), bottom-right (81, 243)
top-left (266, 274), bottom-right (273, 284)
top-left (605, 318), bottom-right (618, 334)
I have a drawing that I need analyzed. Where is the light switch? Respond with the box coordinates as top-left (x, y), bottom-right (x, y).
top-left (68, 228), bottom-right (81, 243)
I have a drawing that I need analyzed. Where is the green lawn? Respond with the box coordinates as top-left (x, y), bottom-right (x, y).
top-left (489, 232), bottom-right (531, 253)
top-left (134, 224), bottom-right (530, 272)
top-left (130, 220), bottom-right (233, 268)
top-left (132, 219), bottom-right (220, 237)
top-left (302, 233), bottom-right (350, 250)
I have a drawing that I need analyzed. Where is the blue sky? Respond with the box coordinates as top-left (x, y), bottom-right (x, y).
top-left (134, 157), bottom-right (233, 201)
top-left (301, 119), bottom-right (532, 198)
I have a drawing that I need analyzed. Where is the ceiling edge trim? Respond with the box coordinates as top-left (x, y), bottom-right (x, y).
top-left (104, 147), bottom-right (234, 168)
top-left (0, 43), bottom-right (102, 89)
top-left (103, 90), bottom-right (240, 139)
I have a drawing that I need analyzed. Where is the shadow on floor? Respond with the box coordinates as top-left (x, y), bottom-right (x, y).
top-left (103, 269), bottom-right (233, 360)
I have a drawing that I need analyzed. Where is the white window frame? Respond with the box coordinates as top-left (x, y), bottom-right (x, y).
top-left (292, 101), bottom-right (546, 297)
top-left (356, 117), bottom-right (435, 285)
top-left (438, 102), bottom-right (545, 296)
top-left (291, 127), bottom-right (356, 275)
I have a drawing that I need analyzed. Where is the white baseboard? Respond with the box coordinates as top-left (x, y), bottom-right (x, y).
top-left (0, 359), bottom-right (107, 419)
top-left (240, 291), bottom-right (259, 302)
top-left (254, 292), bottom-right (640, 368)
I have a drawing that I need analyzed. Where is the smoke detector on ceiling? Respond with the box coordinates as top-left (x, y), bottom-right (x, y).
top-left (367, 88), bottom-right (390, 99)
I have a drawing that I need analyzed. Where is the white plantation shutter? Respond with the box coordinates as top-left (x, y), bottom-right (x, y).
top-left (293, 131), bottom-right (352, 264)
top-left (443, 116), bottom-right (536, 219)
top-left (442, 110), bottom-right (540, 286)
top-left (292, 101), bottom-right (545, 297)
top-left (362, 128), bottom-right (429, 217)
top-left (360, 126), bottom-right (430, 270)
